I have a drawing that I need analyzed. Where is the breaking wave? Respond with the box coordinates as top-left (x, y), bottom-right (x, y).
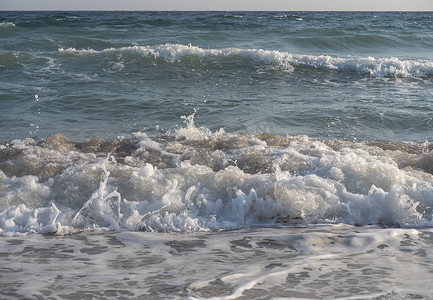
top-left (59, 44), bottom-right (433, 78)
top-left (1, 114), bottom-right (433, 235)
top-left (0, 22), bottom-right (15, 27)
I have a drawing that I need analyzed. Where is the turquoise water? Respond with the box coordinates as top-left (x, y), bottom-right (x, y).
top-left (1, 11), bottom-right (433, 299)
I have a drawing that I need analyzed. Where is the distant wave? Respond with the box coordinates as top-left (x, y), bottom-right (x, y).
top-left (59, 44), bottom-right (433, 78)
top-left (0, 22), bottom-right (15, 27)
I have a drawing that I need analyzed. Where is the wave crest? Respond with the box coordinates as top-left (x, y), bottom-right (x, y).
top-left (0, 22), bottom-right (15, 27)
top-left (1, 117), bottom-right (433, 235)
top-left (58, 43), bottom-right (433, 78)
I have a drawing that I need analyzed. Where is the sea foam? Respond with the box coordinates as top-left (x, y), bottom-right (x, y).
top-left (0, 22), bottom-right (15, 27)
top-left (1, 115), bottom-right (433, 235)
top-left (59, 44), bottom-right (433, 78)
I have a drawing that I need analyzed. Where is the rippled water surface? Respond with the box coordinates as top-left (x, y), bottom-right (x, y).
top-left (1, 11), bottom-right (433, 142)
top-left (1, 11), bottom-right (433, 299)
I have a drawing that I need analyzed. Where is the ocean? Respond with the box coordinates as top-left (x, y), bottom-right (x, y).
top-left (1, 11), bottom-right (433, 299)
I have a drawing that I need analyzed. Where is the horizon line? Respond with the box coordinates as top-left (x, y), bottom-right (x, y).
top-left (1, 9), bottom-right (432, 12)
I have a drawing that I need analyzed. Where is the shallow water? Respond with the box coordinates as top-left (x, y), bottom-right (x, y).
top-left (2, 226), bottom-right (433, 299)
top-left (1, 11), bottom-right (433, 299)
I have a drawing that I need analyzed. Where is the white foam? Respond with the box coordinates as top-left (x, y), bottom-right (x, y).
top-left (0, 22), bottom-right (15, 27)
top-left (1, 119), bottom-right (433, 235)
top-left (2, 226), bottom-right (431, 298)
top-left (58, 47), bottom-right (99, 55)
top-left (58, 44), bottom-right (433, 78)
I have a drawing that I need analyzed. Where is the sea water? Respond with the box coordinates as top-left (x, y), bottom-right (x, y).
top-left (1, 11), bottom-right (433, 299)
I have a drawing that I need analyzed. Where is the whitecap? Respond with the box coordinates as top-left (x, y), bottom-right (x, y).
top-left (58, 44), bottom-right (433, 78)
top-left (0, 22), bottom-right (15, 27)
